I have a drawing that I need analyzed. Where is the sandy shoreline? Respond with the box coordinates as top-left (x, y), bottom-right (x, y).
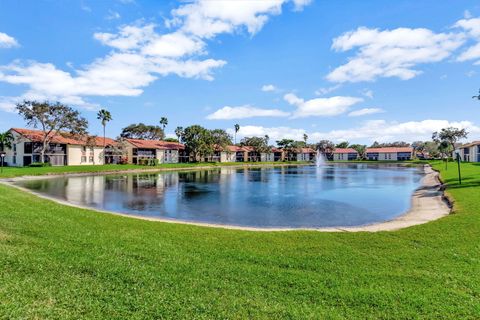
top-left (0, 164), bottom-right (451, 232)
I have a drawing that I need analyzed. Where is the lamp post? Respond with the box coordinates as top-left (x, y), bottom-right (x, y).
top-left (0, 153), bottom-right (5, 174)
top-left (455, 150), bottom-right (462, 185)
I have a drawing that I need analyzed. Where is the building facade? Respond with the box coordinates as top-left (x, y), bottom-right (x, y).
top-left (124, 139), bottom-right (186, 164)
top-left (4, 128), bottom-right (116, 167)
top-left (459, 141), bottom-right (480, 162)
top-left (365, 147), bottom-right (413, 161)
top-left (333, 148), bottom-right (359, 161)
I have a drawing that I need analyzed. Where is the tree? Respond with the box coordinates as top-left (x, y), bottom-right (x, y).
top-left (120, 123), bottom-right (164, 140)
top-left (211, 129), bottom-right (233, 149)
top-left (175, 126), bottom-right (184, 142)
top-left (349, 144), bottom-right (366, 159)
top-left (163, 138), bottom-right (179, 143)
top-left (432, 127), bottom-right (468, 157)
top-left (336, 141), bottom-right (350, 149)
top-left (241, 136), bottom-right (271, 161)
top-left (316, 140), bottom-right (335, 159)
top-left (181, 125), bottom-right (214, 161)
top-left (265, 135), bottom-right (269, 145)
top-left (160, 117), bottom-right (168, 131)
top-left (303, 133), bottom-right (308, 144)
top-left (0, 131), bottom-right (14, 152)
top-left (472, 88), bottom-right (480, 100)
top-left (16, 101), bottom-right (88, 163)
top-left (234, 124), bottom-right (240, 144)
top-left (97, 109), bottom-right (112, 161)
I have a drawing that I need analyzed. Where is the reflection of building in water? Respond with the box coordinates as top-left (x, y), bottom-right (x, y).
top-left (65, 176), bottom-right (105, 205)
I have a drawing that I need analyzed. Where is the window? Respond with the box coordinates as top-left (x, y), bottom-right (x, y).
top-left (81, 156), bottom-right (87, 163)
top-left (13, 156), bottom-right (16, 164)
top-left (89, 156), bottom-right (94, 163)
top-left (13, 144), bottom-right (16, 152)
top-left (24, 142), bottom-right (33, 154)
top-left (82, 146), bottom-right (87, 152)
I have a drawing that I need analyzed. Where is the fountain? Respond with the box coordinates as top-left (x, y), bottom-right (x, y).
top-left (316, 149), bottom-right (326, 167)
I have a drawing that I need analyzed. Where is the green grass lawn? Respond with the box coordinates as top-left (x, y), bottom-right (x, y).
top-left (0, 161), bottom-right (308, 179)
top-left (0, 161), bottom-right (479, 318)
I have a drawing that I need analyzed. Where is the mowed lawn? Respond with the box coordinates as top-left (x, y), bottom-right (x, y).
top-left (0, 161), bottom-right (307, 179)
top-left (0, 162), bottom-right (479, 318)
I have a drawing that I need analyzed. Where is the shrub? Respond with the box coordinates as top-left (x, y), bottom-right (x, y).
top-left (29, 162), bottom-right (52, 167)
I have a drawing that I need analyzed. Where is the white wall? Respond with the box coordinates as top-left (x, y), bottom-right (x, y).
top-left (378, 152), bottom-right (398, 161)
top-left (220, 151), bottom-right (236, 162)
top-left (4, 131), bottom-right (26, 167)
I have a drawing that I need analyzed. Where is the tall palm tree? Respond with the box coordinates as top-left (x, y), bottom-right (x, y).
top-left (234, 124), bottom-right (240, 145)
top-left (472, 89), bottom-right (480, 100)
top-left (160, 117), bottom-right (168, 133)
top-left (303, 133), bottom-right (308, 144)
top-left (175, 126), bottom-right (184, 142)
top-left (97, 109), bottom-right (112, 163)
top-left (0, 131), bottom-right (14, 152)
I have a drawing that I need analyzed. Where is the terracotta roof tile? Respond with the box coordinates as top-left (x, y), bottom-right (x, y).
top-left (126, 138), bottom-right (185, 150)
top-left (366, 147), bottom-right (413, 153)
top-left (11, 128), bottom-right (116, 147)
top-left (333, 148), bottom-right (358, 154)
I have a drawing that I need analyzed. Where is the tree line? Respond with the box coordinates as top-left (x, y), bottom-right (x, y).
top-left (0, 100), bottom-right (474, 163)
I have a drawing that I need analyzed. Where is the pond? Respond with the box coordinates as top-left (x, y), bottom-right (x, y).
top-left (16, 164), bottom-right (423, 228)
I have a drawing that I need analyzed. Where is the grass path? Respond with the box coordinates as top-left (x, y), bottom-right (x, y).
top-left (0, 161), bottom-right (479, 318)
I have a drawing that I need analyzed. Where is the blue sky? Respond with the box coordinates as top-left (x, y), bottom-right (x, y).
top-left (1, 0), bottom-right (480, 144)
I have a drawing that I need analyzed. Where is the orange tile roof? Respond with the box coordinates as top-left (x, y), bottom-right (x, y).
top-left (296, 147), bottom-right (315, 153)
top-left (126, 138), bottom-right (185, 150)
top-left (461, 141), bottom-right (480, 148)
top-left (366, 147), bottom-right (413, 153)
top-left (334, 148), bottom-right (358, 154)
top-left (11, 128), bottom-right (116, 147)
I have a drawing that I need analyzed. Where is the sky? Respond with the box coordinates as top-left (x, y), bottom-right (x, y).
top-left (1, 0), bottom-right (480, 145)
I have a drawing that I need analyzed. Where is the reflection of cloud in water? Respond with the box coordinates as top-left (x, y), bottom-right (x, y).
top-left (17, 164), bottom-right (423, 228)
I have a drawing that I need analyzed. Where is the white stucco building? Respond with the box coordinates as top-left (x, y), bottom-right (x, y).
top-left (459, 141), bottom-right (480, 162)
top-left (4, 128), bottom-right (117, 167)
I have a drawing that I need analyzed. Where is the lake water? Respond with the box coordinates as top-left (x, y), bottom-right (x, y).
top-left (16, 164), bottom-right (423, 228)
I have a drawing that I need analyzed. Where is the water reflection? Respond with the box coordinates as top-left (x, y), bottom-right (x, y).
top-left (18, 164), bottom-right (423, 228)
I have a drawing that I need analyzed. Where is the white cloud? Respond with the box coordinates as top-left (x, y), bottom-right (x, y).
top-left (327, 27), bottom-right (465, 83)
top-left (106, 10), bottom-right (121, 20)
top-left (207, 105), bottom-right (289, 120)
top-left (348, 108), bottom-right (384, 117)
top-left (0, 32), bottom-right (19, 48)
top-left (0, 0), bottom-right (311, 111)
top-left (261, 84), bottom-right (276, 92)
top-left (455, 17), bottom-right (480, 63)
top-left (284, 93), bottom-right (363, 118)
top-left (360, 89), bottom-right (373, 99)
top-left (315, 84), bottom-right (341, 96)
top-left (227, 125), bottom-right (307, 142)
top-left (234, 120), bottom-right (480, 144)
top-left (170, 0), bottom-right (284, 38)
top-left (311, 119), bottom-right (480, 143)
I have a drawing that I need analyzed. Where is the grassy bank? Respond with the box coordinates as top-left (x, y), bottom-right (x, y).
top-left (0, 162), bottom-right (479, 318)
top-left (0, 161), bottom-right (309, 179)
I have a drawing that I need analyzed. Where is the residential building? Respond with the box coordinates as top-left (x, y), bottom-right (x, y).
top-left (124, 139), bottom-right (186, 164)
top-left (333, 148), bottom-right (359, 161)
top-left (459, 141), bottom-right (480, 162)
top-left (365, 147), bottom-right (413, 161)
top-left (4, 128), bottom-right (116, 167)
top-left (295, 147), bottom-right (316, 162)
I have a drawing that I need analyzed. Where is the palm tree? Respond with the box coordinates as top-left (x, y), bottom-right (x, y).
top-left (0, 131), bottom-right (14, 152)
top-left (234, 124), bottom-right (240, 145)
top-left (0, 131), bottom-right (14, 170)
top-left (264, 135), bottom-right (269, 145)
top-left (175, 126), bottom-right (184, 142)
top-left (303, 133), bottom-right (308, 144)
top-left (472, 88), bottom-right (480, 100)
top-left (97, 109), bottom-right (112, 163)
top-left (160, 117), bottom-right (168, 133)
